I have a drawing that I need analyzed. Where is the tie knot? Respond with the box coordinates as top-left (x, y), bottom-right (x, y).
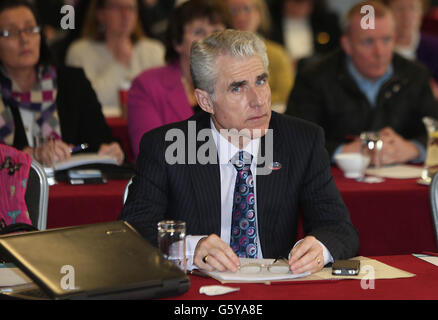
top-left (232, 151), bottom-right (253, 171)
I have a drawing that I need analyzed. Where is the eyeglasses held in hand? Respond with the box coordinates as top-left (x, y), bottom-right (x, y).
top-left (238, 257), bottom-right (290, 274)
top-left (0, 26), bottom-right (41, 39)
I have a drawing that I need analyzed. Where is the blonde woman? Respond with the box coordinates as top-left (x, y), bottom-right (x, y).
top-left (66, 0), bottom-right (165, 116)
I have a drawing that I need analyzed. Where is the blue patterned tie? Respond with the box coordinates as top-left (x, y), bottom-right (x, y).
top-left (230, 151), bottom-right (257, 258)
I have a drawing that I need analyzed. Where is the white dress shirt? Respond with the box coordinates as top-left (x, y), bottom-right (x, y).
top-left (186, 119), bottom-right (333, 269)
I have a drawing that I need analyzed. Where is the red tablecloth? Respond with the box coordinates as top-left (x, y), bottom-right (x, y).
top-left (331, 167), bottom-right (437, 255)
top-left (47, 179), bottom-right (127, 229)
top-left (46, 167), bottom-right (438, 256)
top-left (165, 255), bottom-right (438, 300)
top-left (106, 116), bottom-right (134, 163)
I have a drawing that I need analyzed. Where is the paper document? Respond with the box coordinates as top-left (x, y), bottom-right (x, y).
top-left (413, 254), bottom-right (438, 267)
top-left (54, 153), bottom-right (118, 171)
top-left (205, 258), bottom-right (310, 283)
top-left (365, 165), bottom-right (423, 179)
top-left (0, 263), bottom-right (32, 287)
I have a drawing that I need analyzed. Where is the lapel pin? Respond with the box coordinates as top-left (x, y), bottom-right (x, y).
top-left (269, 162), bottom-right (282, 171)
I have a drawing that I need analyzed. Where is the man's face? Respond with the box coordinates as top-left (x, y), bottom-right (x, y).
top-left (342, 13), bottom-right (395, 81)
top-left (200, 54), bottom-right (271, 141)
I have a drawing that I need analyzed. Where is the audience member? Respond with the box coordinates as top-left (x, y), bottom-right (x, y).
top-left (269, 0), bottom-right (341, 70)
top-left (138, 0), bottom-right (175, 43)
top-left (120, 29), bottom-right (359, 273)
top-left (0, 0), bottom-right (124, 165)
top-left (384, 0), bottom-right (438, 99)
top-left (127, 0), bottom-right (228, 159)
top-left (226, 0), bottom-right (294, 113)
top-left (65, 0), bottom-right (165, 116)
top-left (286, 1), bottom-right (438, 165)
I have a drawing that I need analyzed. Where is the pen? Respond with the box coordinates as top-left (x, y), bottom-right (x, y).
top-left (70, 143), bottom-right (89, 154)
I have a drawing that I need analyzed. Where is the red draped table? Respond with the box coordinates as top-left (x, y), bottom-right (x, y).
top-left (47, 179), bottom-right (127, 229)
top-left (46, 167), bottom-right (438, 256)
top-left (331, 167), bottom-right (437, 255)
top-left (164, 255), bottom-right (438, 300)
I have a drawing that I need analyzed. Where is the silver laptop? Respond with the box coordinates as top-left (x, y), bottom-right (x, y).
top-left (0, 221), bottom-right (190, 300)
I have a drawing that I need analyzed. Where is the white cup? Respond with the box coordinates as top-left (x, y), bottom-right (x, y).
top-left (334, 152), bottom-right (370, 179)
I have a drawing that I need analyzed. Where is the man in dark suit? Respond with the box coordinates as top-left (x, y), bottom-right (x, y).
top-left (286, 0), bottom-right (438, 165)
top-left (120, 29), bottom-right (359, 274)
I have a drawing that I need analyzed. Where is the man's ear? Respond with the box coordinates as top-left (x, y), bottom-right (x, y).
top-left (341, 35), bottom-right (352, 56)
top-left (194, 88), bottom-right (214, 114)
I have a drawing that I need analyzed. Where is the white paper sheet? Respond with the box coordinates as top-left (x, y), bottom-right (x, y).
top-left (413, 254), bottom-right (438, 267)
top-left (205, 258), bottom-right (310, 283)
top-left (54, 153), bottom-right (118, 171)
top-left (0, 263), bottom-right (32, 287)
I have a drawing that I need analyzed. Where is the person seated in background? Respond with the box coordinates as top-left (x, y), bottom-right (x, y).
top-left (127, 0), bottom-right (228, 160)
top-left (139, 0), bottom-right (176, 43)
top-left (65, 0), bottom-right (165, 117)
top-left (120, 29), bottom-right (359, 273)
top-left (383, 0), bottom-right (438, 99)
top-left (226, 0), bottom-right (294, 113)
top-left (0, 0), bottom-right (124, 165)
top-left (286, 0), bottom-right (438, 165)
top-left (269, 0), bottom-right (341, 71)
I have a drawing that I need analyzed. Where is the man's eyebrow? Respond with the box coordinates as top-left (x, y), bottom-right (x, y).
top-left (257, 73), bottom-right (269, 81)
top-left (228, 80), bottom-right (247, 90)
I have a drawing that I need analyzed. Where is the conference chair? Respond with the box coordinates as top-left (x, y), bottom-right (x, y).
top-left (123, 177), bottom-right (133, 205)
top-left (429, 173), bottom-right (438, 249)
top-left (25, 160), bottom-right (49, 230)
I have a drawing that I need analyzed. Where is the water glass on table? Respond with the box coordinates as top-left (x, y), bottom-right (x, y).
top-left (157, 220), bottom-right (187, 273)
top-left (360, 131), bottom-right (383, 168)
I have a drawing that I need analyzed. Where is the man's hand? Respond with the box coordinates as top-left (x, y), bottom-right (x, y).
top-left (194, 234), bottom-right (240, 272)
top-left (378, 127), bottom-right (420, 164)
top-left (288, 236), bottom-right (324, 274)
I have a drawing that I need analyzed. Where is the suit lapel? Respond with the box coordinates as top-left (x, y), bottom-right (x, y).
top-left (188, 113), bottom-right (221, 235)
top-left (256, 114), bottom-right (290, 256)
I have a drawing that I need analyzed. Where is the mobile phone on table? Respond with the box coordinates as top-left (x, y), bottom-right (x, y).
top-left (331, 260), bottom-right (360, 276)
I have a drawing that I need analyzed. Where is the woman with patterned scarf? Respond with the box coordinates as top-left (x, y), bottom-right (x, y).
top-left (0, 0), bottom-right (124, 165)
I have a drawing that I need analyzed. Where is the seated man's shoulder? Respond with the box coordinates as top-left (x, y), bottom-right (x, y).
top-left (272, 112), bottom-right (323, 136)
top-left (393, 53), bottom-right (431, 79)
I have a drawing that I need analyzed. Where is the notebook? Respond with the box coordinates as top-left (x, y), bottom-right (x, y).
top-left (0, 221), bottom-right (190, 300)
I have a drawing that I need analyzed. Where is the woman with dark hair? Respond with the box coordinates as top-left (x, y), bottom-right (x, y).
top-left (0, 0), bottom-right (124, 165)
top-left (127, 0), bottom-right (229, 159)
top-left (66, 0), bottom-right (165, 116)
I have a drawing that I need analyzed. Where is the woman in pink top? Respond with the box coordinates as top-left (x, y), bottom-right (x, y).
top-left (128, 0), bottom-right (228, 159)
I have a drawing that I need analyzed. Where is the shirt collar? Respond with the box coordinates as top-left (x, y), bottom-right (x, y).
top-left (210, 117), bottom-right (260, 165)
top-left (346, 56), bottom-right (393, 86)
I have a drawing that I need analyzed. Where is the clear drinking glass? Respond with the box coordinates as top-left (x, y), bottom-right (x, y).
top-left (157, 220), bottom-right (187, 273)
top-left (360, 131), bottom-right (383, 169)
